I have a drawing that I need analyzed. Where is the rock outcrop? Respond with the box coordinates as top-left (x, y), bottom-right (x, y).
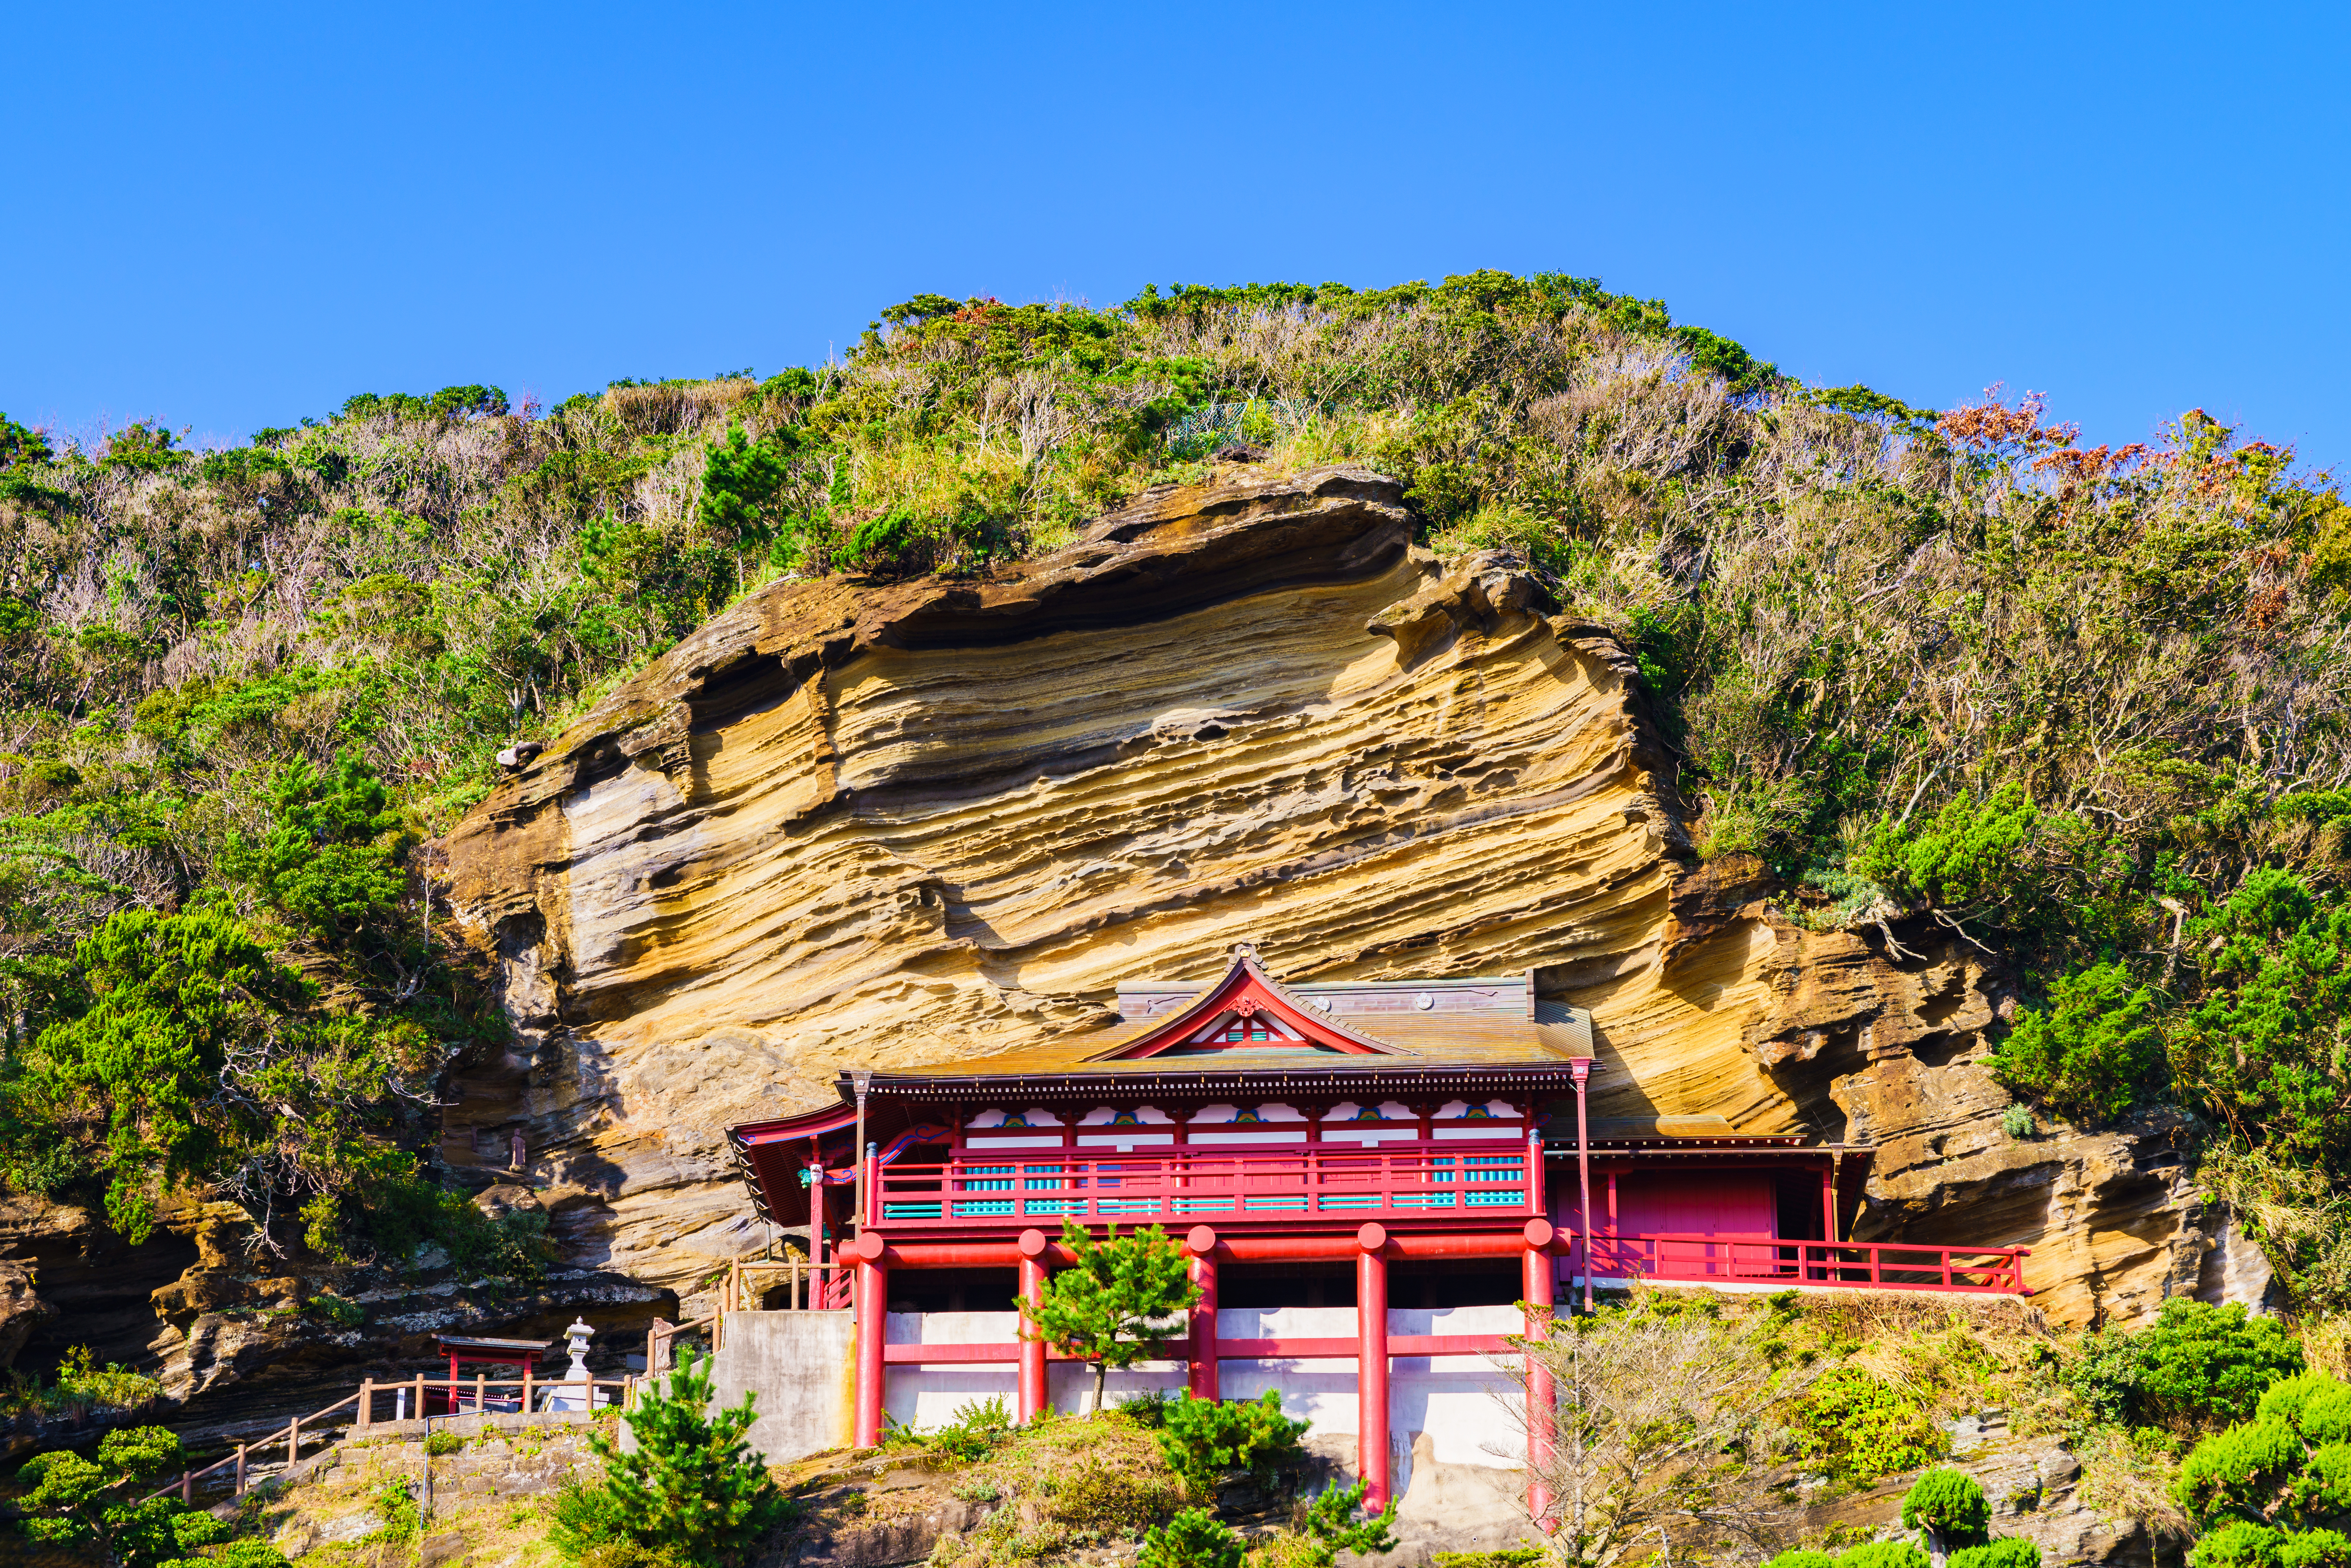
top-left (421, 461), bottom-right (2232, 1332)
top-left (0, 463), bottom-right (2254, 1418)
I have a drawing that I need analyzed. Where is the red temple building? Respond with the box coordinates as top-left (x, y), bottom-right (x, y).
top-left (729, 948), bottom-right (2029, 1508)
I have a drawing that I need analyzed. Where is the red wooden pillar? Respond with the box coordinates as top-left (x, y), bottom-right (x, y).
top-left (1356, 1222), bottom-right (1391, 1511)
top-left (1185, 1226), bottom-right (1219, 1402)
top-left (852, 1233), bottom-right (886, 1447)
top-left (1522, 1217), bottom-right (1557, 1527)
top-left (1017, 1228), bottom-right (1050, 1423)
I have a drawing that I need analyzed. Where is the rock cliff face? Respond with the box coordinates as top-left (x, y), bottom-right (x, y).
top-left (0, 464), bottom-right (2252, 1420)
top-left (421, 461), bottom-right (2241, 1333)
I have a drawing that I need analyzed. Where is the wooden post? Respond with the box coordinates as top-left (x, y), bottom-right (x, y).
top-left (475, 1372), bottom-right (485, 1414)
top-left (287, 1417), bottom-right (300, 1469)
top-left (1523, 1217), bottom-right (1557, 1526)
top-left (1356, 1223), bottom-right (1390, 1512)
top-left (359, 1377), bottom-right (373, 1430)
top-left (524, 1366), bottom-right (534, 1413)
top-left (414, 1372), bottom-right (426, 1421)
top-left (853, 1234), bottom-right (885, 1447)
top-left (234, 1443), bottom-right (246, 1497)
top-left (181, 1468), bottom-right (191, 1504)
top-left (1017, 1229), bottom-right (1049, 1422)
top-left (1185, 1226), bottom-right (1219, 1403)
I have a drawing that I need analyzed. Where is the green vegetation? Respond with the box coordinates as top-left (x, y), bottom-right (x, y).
top-left (1, 1342), bottom-right (163, 1423)
top-left (1, 269), bottom-right (2349, 1320)
top-left (1795, 1367), bottom-right (1946, 1482)
top-left (1900, 1470), bottom-right (1992, 1550)
top-left (1138, 1509), bottom-right (1244, 1568)
top-left (2172, 1371), bottom-right (2351, 1567)
top-left (1151, 1390), bottom-right (1308, 1497)
top-left (2068, 1302), bottom-right (2308, 1433)
top-left (1019, 1220), bottom-right (1199, 1415)
top-left (552, 1348), bottom-right (788, 1568)
top-left (16, 1423), bottom-right (236, 1568)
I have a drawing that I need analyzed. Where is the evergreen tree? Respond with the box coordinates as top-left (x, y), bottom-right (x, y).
top-left (552, 1348), bottom-right (789, 1568)
top-left (17, 1425), bottom-right (230, 1568)
top-left (1137, 1508), bottom-right (1245, 1568)
top-left (1020, 1219), bottom-right (1199, 1417)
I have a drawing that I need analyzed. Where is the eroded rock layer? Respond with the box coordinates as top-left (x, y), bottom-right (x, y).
top-left (413, 462), bottom-right (2239, 1335)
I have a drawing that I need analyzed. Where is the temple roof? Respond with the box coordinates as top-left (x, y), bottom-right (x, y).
top-left (839, 946), bottom-right (1593, 1103)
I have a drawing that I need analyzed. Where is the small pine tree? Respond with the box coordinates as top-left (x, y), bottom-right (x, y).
top-left (1295, 1479), bottom-right (1399, 1565)
top-left (1155, 1389), bottom-right (1309, 1498)
top-left (17, 1425), bottom-right (229, 1568)
top-left (1138, 1507), bottom-right (1245, 1568)
top-left (1903, 1467), bottom-right (1992, 1563)
top-left (552, 1348), bottom-right (788, 1568)
top-left (1021, 1219), bottom-right (1199, 1417)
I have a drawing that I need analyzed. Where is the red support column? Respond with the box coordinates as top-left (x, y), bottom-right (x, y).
top-left (852, 1233), bottom-right (886, 1448)
top-left (1522, 1217), bottom-right (1557, 1528)
top-left (1017, 1228), bottom-right (1050, 1423)
top-left (1185, 1226), bottom-right (1220, 1402)
top-left (1356, 1222), bottom-right (1391, 1512)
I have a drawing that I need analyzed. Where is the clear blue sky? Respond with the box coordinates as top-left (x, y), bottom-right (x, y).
top-left (6, 2), bottom-right (2347, 466)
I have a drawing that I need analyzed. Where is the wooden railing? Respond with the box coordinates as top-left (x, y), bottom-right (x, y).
top-left (1582, 1234), bottom-right (2031, 1295)
top-left (134, 1374), bottom-right (637, 1506)
top-left (872, 1145), bottom-right (1543, 1230)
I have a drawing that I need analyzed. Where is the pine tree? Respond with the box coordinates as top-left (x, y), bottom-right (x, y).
top-left (1138, 1508), bottom-right (1245, 1568)
top-left (553, 1348), bottom-right (787, 1568)
top-left (1021, 1219), bottom-right (1199, 1416)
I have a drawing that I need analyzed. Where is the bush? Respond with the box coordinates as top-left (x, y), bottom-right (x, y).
top-left (925, 1395), bottom-right (1012, 1463)
top-left (2283, 1531), bottom-right (2351, 1568)
top-left (160, 1543), bottom-right (292, 1568)
top-left (1903, 1469), bottom-right (1992, 1548)
top-left (1289, 1480), bottom-right (1397, 1566)
top-left (550, 1348), bottom-right (788, 1568)
top-left (1764, 1554), bottom-right (1836, 1568)
top-left (1431, 1554), bottom-right (1546, 1568)
top-left (2138, 1301), bottom-right (2306, 1429)
top-left (1154, 1389), bottom-right (1309, 1497)
top-left (1794, 1367), bottom-right (1945, 1481)
top-left (2261, 1376), bottom-right (2351, 1444)
top-left (1949, 1541), bottom-right (2042, 1568)
top-left (370, 1477), bottom-right (420, 1544)
top-left (1139, 1509), bottom-right (1245, 1568)
top-left (2194, 1521), bottom-right (2288, 1568)
top-left (1833, 1544), bottom-right (1930, 1568)
top-left (2176, 1420), bottom-right (2307, 1522)
top-left (1986, 961), bottom-right (2162, 1126)
top-left (424, 1430), bottom-right (464, 1456)
top-left (16, 1426), bottom-right (233, 1568)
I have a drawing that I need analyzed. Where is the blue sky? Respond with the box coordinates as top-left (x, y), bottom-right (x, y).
top-left (6, 2), bottom-right (2347, 467)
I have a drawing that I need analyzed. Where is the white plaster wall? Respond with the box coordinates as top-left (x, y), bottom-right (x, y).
top-left (881, 1304), bottom-right (1525, 1472)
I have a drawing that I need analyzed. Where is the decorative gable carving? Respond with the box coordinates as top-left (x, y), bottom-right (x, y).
top-left (1095, 948), bottom-right (1401, 1060)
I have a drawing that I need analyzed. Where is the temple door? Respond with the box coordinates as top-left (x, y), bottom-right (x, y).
top-left (1613, 1173), bottom-right (1775, 1277)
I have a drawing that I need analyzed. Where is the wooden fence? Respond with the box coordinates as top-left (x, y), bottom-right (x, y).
top-left (136, 1373), bottom-right (637, 1506)
top-left (134, 1250), bottom-right (852, 1510)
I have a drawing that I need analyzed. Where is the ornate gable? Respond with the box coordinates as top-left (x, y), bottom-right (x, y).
top-left (1093, 947), bottom-right (1401, 1060)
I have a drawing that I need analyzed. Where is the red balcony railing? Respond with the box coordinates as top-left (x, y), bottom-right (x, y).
top-left (1583, 1234), bottom-right (2031, 1295)
top-left (873, 1145), bottom-right (1541, 1230)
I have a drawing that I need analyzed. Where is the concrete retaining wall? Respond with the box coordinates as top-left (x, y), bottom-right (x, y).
top-left (707, 1309), bottom-right (857, 1463)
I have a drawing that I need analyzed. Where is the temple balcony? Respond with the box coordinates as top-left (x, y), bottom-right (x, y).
top-left (870, 1143), bottom-right (1545, 1234)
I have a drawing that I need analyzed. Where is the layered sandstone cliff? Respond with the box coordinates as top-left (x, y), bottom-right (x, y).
top-left (416, 461), bottom-right (2249, 1334)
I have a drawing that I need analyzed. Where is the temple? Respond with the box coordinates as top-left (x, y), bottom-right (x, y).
top-left (728, 947), bottom-right (2030, 1506)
